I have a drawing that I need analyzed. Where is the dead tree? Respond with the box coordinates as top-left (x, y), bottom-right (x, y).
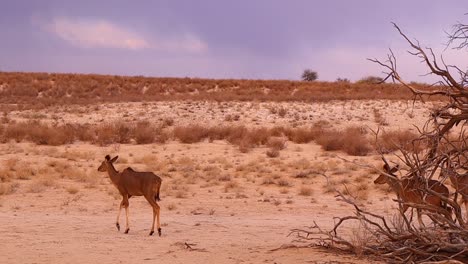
top-left (291, 20), bottom-right (468, 263)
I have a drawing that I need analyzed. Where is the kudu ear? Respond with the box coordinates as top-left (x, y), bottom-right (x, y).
top-left (110, 156), bottom-right (119, 163)
top-left (383, 163), bottom-right (390, 171)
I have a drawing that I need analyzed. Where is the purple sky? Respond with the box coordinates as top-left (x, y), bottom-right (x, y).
top-left (1, 0), bottom-right (467, 81)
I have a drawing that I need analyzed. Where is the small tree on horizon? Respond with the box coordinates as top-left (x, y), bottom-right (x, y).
top-left (301, 69), bottom-right (318, 81)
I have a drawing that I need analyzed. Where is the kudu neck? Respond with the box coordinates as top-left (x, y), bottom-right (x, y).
top-left (386, 173), bottom-right (404, 193)
top-left (106, 162), bottom-right (120, 182)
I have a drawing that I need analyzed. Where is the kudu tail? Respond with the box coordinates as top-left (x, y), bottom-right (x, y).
top-left (155, 180), bottom-right (162, 201)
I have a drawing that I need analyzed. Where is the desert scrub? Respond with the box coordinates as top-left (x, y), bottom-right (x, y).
top-left (298, 186), bottom-right (313, 196)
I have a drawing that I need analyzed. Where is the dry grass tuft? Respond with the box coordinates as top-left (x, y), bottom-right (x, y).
top-left (166, 203), bottom-right (177, 211)
top-left (266, 148), bottom-right (280, 158)
top-left (267, 137), bottom-right (287, 150)
top-left (66, 186), bottom-right (79, 194)
top-left (218, 174), bottom-right (232, 182)
top-left (94, 121), bottom-right (132, 145)
top-left (134, 121), bottom-right (156, 144)
top-left (0, 182), bottom-right (19, 195)
top-left (284, 125), bottom-right (324, 144)
top-left (1, 121), bottom-right (76, 145)
top-left (28, 180), bottom-right (47, 193)
top-left (276, 178), bottom-right (291, 187)
top-left (340, 127), bottom-right (372, 156)
top-left (299, 186), bottom-right (313, 196)
top-left (224, 181), bottom-right (239, 192)
top-left (173, 124), bottom-right (209, 143)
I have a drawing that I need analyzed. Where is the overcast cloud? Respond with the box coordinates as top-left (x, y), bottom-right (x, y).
top-left (0, 0), bottom-right (467, 82)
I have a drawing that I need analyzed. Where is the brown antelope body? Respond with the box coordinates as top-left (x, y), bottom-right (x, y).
top-left (448, 171), bottom-right (468, 220)
top-left (98, 155), bottom-right (162, 236)
top-left (374, 163), bottom-right (451, 226)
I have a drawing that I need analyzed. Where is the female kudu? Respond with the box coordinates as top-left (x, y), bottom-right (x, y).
top-left (98, 155), bottom-right (162, 236)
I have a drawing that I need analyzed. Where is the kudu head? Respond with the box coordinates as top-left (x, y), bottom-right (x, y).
top-left (374, 158), bottom-right (399, 184)
top-left (98, 155), bottom-right (119, 172)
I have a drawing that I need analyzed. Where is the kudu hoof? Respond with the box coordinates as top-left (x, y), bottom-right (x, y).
top-left (124, 228), bottom-right (129, 234)
top-left (149, 231), bottom-right (154, 236)
top-left (116, 223), bottom-right (120, 231)
top-left (158, 228), bottom-right (162, 237)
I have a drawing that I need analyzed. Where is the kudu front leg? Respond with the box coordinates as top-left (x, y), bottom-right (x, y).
top-left (116, 200), bottom-right (125, 231)
top-left (120, 196), bottom-right (130, 234)
top-left (124, 207), bottom-right (130, 233)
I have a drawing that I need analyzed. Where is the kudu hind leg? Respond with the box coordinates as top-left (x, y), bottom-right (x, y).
top-left (145, 196), bottom-right (161, 236)
top-left (156, 204), bottom-right (161, 236)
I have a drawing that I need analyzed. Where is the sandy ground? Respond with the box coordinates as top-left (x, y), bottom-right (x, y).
top-left (0, 100), bottom-right (446, 264)
top-left (9, 100), bottom-right (435, 131)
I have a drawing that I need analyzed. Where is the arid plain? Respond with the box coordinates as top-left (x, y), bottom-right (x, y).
top-left (0, 94), bottom-right (444, 264)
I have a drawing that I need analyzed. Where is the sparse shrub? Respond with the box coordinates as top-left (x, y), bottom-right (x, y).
top-left (67, 186), bottom-right (79, 194)
top-left (2, 122), bottom-right (28, 143)
top-left (315, 126), bottom-right (371, 156)
top-left (373, 109), bottom-right (388, 126)
top-left (224, 181), bottom-right (238, 192)
top-left (376, 130), bottom-right (424, 153)
top-left (273, 199), bottom-right (281, 206)
top-left (266, 148), bottom-right (280, 158)
top-left (218, 174), bottom-right (232, 182)
top-left (224, 114), bottom-right (233, 122)
top-left (295, 171), bottom-right (310, 178)
top-left (114, 121), bottom-right (133, 144)
top-left (301, 69), bottom-right (318, 82)
top-left (175, 190), bottom-right (187, 198)
top-left (225, 125), bottom-right (248, 145)
top-left (341, 127), bottom-right (372, 156)
top-left (267, 137), bottom-right (287, 150)
top-left (27, 121), bottom-right (75, 145)
top-left (248, 127), bottom-right (271, 146)
top-left (162, 117), bottom-right (174, 127)
top-left (315, 129), bottom-right (344, 151)
top-left (336, 78), bottom-right (350, 83)
top-left (92, 121), bottom-right (133, 145)
top-left (285, 125), bottom-right (323, 144)
top-left (277, 178), bottom-right (291, 187)
top-left (28, 181), bottom-right (47, 193)
top-left (323, 180), bottom-right (337, 193)
top-left (278, 107), bottom-right (287, 117)
top-left (94, 123), bottom-right (117, 146)
top-left (73, 124), bottom-right (95, 142)
top-left (299, 186), bottom-right (313, 196)
top-left (238, 139), bottom-right (252, 153)
top-left (166, 203), bottom-right (177, 211)
top-left (134, 121), bottom-right (155, 144)
top-left (173, 124), bottom-right (209, 143)
top-left (356, 76), bottom-right (384, 84)
top-left (0, 182), bottom-right (19, 195)
top-left (262, 176), bottom-right (275, 185)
